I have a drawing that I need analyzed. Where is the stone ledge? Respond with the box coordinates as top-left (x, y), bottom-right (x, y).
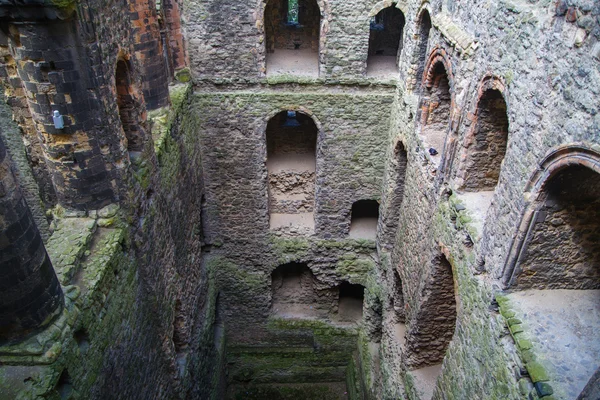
top-left (432, 13), bottom-right (478, 57)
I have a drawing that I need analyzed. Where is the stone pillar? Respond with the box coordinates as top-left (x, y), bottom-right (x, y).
top-left (0, 136), bottom-right (63, 343)
top-left (131, 0), bottom-right (170, 109)
top-left (162, 0), bottom-right (187, 72)
top-left (1, 10), bottom-right (123, 211)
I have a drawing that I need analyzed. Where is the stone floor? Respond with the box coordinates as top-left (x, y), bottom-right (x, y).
top-left (349, 217), bottom-right (378, 240)
top-left (455, 190), bottom-right (494, 235)
top-left (411, 363), bottom-right (442, 400)
top-left (506, 289), bottom-right (600, 399)
top-left (267, 153), bottom-right (316, 173)
top-left (393, 322), bottom-right (407, 349)
top-left (366, 55), bottom-right (398, 78)
top-left (266, 49), bottom-right (319, 78)
top-left (270, 212), bottom-right (315, 234)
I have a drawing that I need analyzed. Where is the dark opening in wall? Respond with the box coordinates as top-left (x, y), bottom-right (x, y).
top-left (405, 254), bottom-right (457, 369)
top-left (173, 299), bottom-right (187, 353)
top-left (265, 0), bottom-right (320, 76)
top-left (392, 269), bottom-right (405, 323)
top-left (116, 59), bottom-right (144, 153)
top-left (382, 141), bottom-right (408, 249)
top-left (415, 10), bottom-right (431, 91)
top-left (271, 262), bottom-right (318, 317)
top-left (337, 281), bottom-right (364, 322)
top-left (267, 111), bottom-right (317, 233)
top-left (420, 61), bottom-right (451, 163)
top-left (516, 165), bottom-right (600, 289)
top-left (73, 328), bottom-right (90, 354)
top-left (349, 199), bottom-right (379, 239)
top-left (55, 369), bottom-right (73, 399)
top-left (504, 163), bottom-right (600, 399)
top-left (461, 89), bottom-right (509, 191)
top-left (367, 6), bottom-right (405, 77)
top-left (173, 298), bottom-right (188, 377)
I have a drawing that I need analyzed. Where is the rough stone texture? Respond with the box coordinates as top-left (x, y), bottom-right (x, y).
top-left (404, 255), bottom-right (457, 369)
top-left (130, 0), bottom-right (170, 109)
top-left (368, 6), bottom-right (404, 57)
top-left (161, 0), bottom-right (188, 71)
top-left (0, 136), bottom-right (63, 343)
top-left (0, 46), bottom-right (57, 213)
top-left (0, 0), bottom-right (598, 398)
top-left (458, 88), bottom-right (508, 191)
top-left (265, 0), bottom-right (320, 52)
top-left (516, 165), bottom-right (600, 289)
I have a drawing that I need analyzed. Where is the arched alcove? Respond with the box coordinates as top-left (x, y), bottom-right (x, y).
top-left (267, 110), bottom-right (317, 233)
top-left (391, 268), bottom-right (408, 352)
top-left (460, 88), bottom-right (509, 191)
top-left (392, 268), bottom-right (405, 323)
top-left (116, 60), bottom-right (144, 153)
top-left (405, 254), bottom-right (457, 368)
top-left (271, 262), bottom-right (318, 317)
top-left (515, 165), bottom-right (600, 289)
top-left (503, 162), bottom-right (600, 399)
top-left (349, 199), bottom-right (379, 239)
top-left (381, 141), bottom-right (408, 249)
top-left (367, 6), bottom-right (405, 77)
top-left (414, 9), bottom-right (431, 91)
top-left (265, 0), bottom-right (320, 77)
top-left (420, 61), bottom-right (451, 163)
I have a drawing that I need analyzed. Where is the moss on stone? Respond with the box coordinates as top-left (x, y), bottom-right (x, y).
top-left (526, 361), bottom-right (550, 382)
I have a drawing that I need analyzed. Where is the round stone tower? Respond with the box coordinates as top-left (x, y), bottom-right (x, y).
top-left (0, 136), bottom-right (63, 343)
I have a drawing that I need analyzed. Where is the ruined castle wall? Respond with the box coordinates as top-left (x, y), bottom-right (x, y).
top-left (184, 0), bottom-right (392, 79)
top-left (374, 0), bottom-right (600, 398)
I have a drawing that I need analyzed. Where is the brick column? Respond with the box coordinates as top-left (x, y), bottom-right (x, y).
top-left (0, 136), bottom-right (63, 343)
top-left (131, 0), bottom-right (170, 109)
top-left (162, 0), bottom-right (187, 72)
top-left (4, 19), bottom-right (122, 211)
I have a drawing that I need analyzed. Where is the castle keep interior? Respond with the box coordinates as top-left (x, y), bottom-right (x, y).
top-left (0, 0), bottom-right (598, 398)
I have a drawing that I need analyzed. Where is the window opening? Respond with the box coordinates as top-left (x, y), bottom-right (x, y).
top-left (287, 0), bottom-right (299, 24)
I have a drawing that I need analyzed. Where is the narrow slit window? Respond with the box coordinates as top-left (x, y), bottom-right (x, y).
top-left (287, 0), bottom-right (299, 24)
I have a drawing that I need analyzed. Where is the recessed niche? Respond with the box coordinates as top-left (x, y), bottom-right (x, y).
top-left (271, 262), bottom-right (319, 318)
top-left (265, 0), bottom-right (320, 77)
top-left (267, 111), bottom-right (317, 234)
top-left (337, 281), bottom-right (364, 322)
top-left (349, 200), bottom-right (379, 240)
top-left (367, 6), bottom-right (405, 77)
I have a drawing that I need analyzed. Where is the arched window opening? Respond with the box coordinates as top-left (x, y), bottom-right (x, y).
top-left (271, 262), bottom-right (318, 318)
top-left (382, 141), bottom-right (408, 249)
top-left (516, 166), bottom-right (600, 289)
top-left (505, 165), bottom-right (600, 399)
top-left (414, 10), bottom-right (431, 91)
top-left (461, 89), bottom-right (509, 191)
top-left (406, 255), bottom-right (456, 367)
top-left (391, 268), bottom-right (407, 346)
top-left (267, 111), bottom-right (317, 234)
top-left (337, 281), bottom-right (364, 322)
top-left (420, 61), bottom-right (451, 163)
top-left (349, 199), bottom-right (379, 239)
top-left (367, 6), bottom-right (405, 77)
top-left (287, 0), bottom-right (299, 24)
top-left (55, 369), bottom-right (73, 399)
top-left (116, 60), bottom-right (144, 153)
top-left (392, 269), bottom-right (405, 323)
top-left (405, 254), bottom-right (456, 398)
top-left (265, 0), bottom-right (320, 77)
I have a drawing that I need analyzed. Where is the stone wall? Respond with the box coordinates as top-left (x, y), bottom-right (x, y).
top-left (516, 165), bottom-right (600, 290)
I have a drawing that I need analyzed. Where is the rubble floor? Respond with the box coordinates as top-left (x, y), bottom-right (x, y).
top-left (506, 289), bottom-right (600, 399)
